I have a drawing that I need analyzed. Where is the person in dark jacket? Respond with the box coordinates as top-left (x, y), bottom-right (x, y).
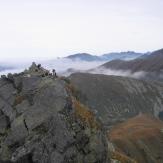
top-left (52, 69), bottom-right (57, 77)
top-left (37, 64), bottom-right (41, 69)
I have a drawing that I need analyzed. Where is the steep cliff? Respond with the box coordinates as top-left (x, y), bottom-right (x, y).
top-left (0, 63), bottom-right (109, 163)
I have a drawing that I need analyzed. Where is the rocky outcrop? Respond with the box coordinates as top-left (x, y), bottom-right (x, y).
top-left (2, 64), bottom-right (163, 163)
top-left (0, 64), bottom-right (109, 163)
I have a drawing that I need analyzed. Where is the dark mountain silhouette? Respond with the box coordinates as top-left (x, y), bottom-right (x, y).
top-left (102, 51), bottom-right (144, 61)
top-left (66, 53), bottom-right (100, 61)
top-left (101, 48), bottom-right (163, 72)
top-left (100, 48), bottom-right (163, 81)
top-left (65, 51), bottom-right (145, 62)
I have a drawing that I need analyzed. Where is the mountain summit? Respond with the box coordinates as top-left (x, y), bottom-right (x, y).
top-left (0, 63), bottom-right (108, 163)
top-left (65, 51), bottom-right (144, 62)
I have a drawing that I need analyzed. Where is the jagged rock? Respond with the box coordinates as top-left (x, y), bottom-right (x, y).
top-left (0, 64), bottom-right (109, 163)
top-left (0, 98), bottom-right (16, 121)
top-left (0, 82), bottom-right (16, 102)
top-left (29, 62), bottom-right (37, 71)
top-left (7, 74), bottom-right (14, 83)
top-left (15, 100), bottom-right (29, 115)
top-left (27, 62), bottom-right (50, 77)
top-left (0, 114), bottom-right (9, 134)
top-left (5, 115), bottom-right (28, 147)
top-left (21, 76), bottom-right (42, 93)
top-left (12, 75), bottom-right (23, 91)
top-left (0, 78), bottom-right (8, 87)
top-left (0, 75), bottom-right (7, 80)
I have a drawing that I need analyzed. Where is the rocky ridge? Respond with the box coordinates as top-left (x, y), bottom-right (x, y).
top-left (0, 63), bottom-right (109, 163)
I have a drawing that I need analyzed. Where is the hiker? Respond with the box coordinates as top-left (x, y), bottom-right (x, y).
top-left (52, 69), bottom-right (57, 77)
top-left (37, 64), bottom-right (41, 69)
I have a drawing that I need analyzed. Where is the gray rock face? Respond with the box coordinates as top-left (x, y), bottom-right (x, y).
top-left (0, 98), bottom-right (16, 121)
top-left (21, 76), bottom-right (42, 93)
top-left (0, 79), bottom-right (17, 121)
top-left (0, 65), bottom-right (109, 163)
top-left (0, 114), bottom-right (9, 134)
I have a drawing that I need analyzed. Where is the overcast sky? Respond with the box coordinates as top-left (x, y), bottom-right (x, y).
top-left (0, 0), bottom-right (163, 61)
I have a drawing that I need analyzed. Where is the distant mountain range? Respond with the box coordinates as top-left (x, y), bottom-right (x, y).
top-left (66, 53), bottom-right (100, 61)
top-left (102, 51), bottom-right (147, 61)
top-left (101, 49), bottom-right (163, 72)
top-left (65, 51), bottom-right (148, 62)
top-left (98, 48), bottom-right (163, 81)
top-left (0, 65), bottom-right (13, 72)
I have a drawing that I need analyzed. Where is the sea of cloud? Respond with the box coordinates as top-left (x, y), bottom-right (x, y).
top-left (0, 58), bottom-right (146, 79)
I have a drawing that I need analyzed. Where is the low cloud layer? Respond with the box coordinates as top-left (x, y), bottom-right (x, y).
top-left (0, 58), bottom-right (147, 79)
top-left (88, 67), bottom-right (147, 79)
top-left (0, 58), bottom-right (105, 76)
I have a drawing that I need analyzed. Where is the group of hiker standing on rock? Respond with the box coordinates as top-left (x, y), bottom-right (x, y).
top-left (32, 62), bottom-right (57, 78)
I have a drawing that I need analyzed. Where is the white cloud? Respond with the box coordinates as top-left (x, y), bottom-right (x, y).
top-left (0, 0), bottom-right (162, 61)
top-left (0, 58), bottom-right (147, 80)
top-left (0, 58), bottom-right (105, 75)
top-left (88, 67), bottom-right (146, 79)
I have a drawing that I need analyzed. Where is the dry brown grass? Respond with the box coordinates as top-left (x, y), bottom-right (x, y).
top-left (111, 151), bottom-right (137, 163)
top-left (109, 114), bottom-right (163, 141)
top-left (108, 114), bottom-right (163, 163)
top-left (66, 84), bottom-right (77, 96)
top-left (73, 99), bottom-right (100, 129)
top-left (66, 81), bottom-right (101, 129)
top-left (14, 95), bottom-right (25, 106)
